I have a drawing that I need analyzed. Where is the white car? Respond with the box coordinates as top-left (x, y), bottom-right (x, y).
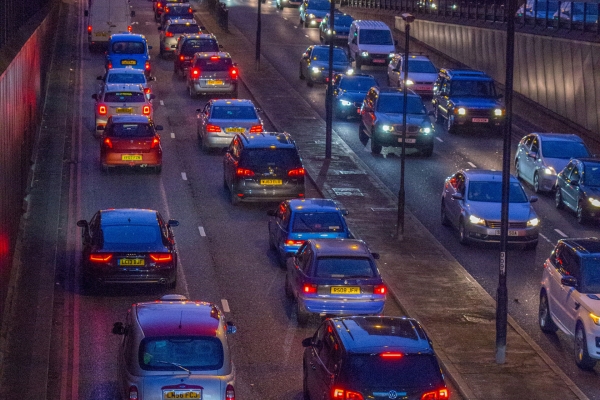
top-left (539, 238), bottom-right (600, 370)
top-left (387, 54), bottom-right (438, 96)
top-left (97, 67), bottom-right (155, 98)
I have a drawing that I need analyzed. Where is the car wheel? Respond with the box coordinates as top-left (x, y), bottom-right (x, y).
top-left (370, 135), bottom-right (382, 154)
top-left (296, 301), bottom-right (310, 326)
top-left (458, 219), bottom-right (469, 245)
top-left (538, 291), bottom-right (558, 333)
top-left (223, 174), bottom-right (228, 190)
top-left (269, 233), bottom-right (276, 251)
top-left (577, 201), bottom-right (588, 225)
top-left (441, 200), bottom-right (451, 226)
top-left (167, 277), bottom-right (176, 289)
top-left (447, 115), bottom-right (456, 134)
top-left (515, 160), bottom-right (521, 179)
top-left (299, 63), bottom-right (305, 80)
top-left (421, 145), bottom-right (433, 157)
top-left (188, 85), bottom-right (196, 99)
top-left (230, 184), bottom-right (240, 206)
top-left (575, 322), bottom-right (597, 370)
top-left (285, 275), bottom-right (294, 299)
top-left (533, 172), bottom-right (541, 193)
top-left (358, 122), bottom-right (369, 145)
top-left (555, 189), bottom-right (564, 209)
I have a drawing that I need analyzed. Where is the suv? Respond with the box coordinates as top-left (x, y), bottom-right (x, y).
top-left (432, 68), bottom-right (505, 134)
top-left (158, 18), bottom-right (200, 58)
top-left (539, 238), bottom-right (600, 370)
top-left (223, 132), bottom-right (305, 205)
top-left (174, 33), bottom-right (221, 77)
top-left (302, 316), bottom-right (448, 400)
top-left (387, 54), bottom-right (438, 95)
top-left (555, 157), bottom-right (600, 224)
top-left (359, 87), bottom-right (434, 156)
top-left (187, 52), bottom-right (239, 98)
top-left (105, 33), bottom-right (152, 77)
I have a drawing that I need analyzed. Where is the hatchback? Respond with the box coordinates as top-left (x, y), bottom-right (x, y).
top-left (158, 2), bottom-right (195, 28)
top-left (299, 45), bottom-right (353, 87)
top-left (173, 33), bottom-right (221, 77)
top-left (105, 33), bottom-right (152, 77)
top-left (187, 52), bottom-right (239, 98)
top-left (112, 294), bottom-right (237, 400)
top-left (441, 169), bottom-right (540, 248)
top-left (555, 157), bottom-right (600, 224)
top-left (299, 0), bottom-right (330, 27)
top-left (331, 73), bottom-right (377, 119)
top-left (387, 54), bottom-right (438, 95)
top-left (285, 239), bottom-right (386, 325)
top-left (158, 18), bottom-right (200, 58)
top-left (76, 208), bottom-right (179, 291)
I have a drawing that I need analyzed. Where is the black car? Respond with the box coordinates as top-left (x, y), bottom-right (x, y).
top-left (158, 3), bottom-right (194, 29)
top-left (302, 316), bottom-right (448, 400)
top-left (223, 132), bottom-right (305, 205)
top-left (331, 73), bottom-right (377, 119)
top-left (173, 34), bottom-right (221, 77)
top-left (555, 157), bottom-right (600, 224)
top-left (77, 208), bottom-right (179, 291)
top-left (299, 45), bottom-right (353, 87)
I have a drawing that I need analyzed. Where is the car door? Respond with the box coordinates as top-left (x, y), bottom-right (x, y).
top-left (273, 203), bottom-right (291, 255)
top-left (305, 322), bottom-right (327, 398)
top-left (307, 321), bottom-right (337, 400)
top-left (557, 160), bottom-right (575, 210)
top-left (562, 162), bottom-right (581, 212)
top-left (224, 137), bottom-right (240, 188)
top-left (439, 79), bottom-right (451, 119)
top-left (387, 56), bottom-right (400, 87)
top-left (556, 247), bottom-right (581, 335)
top-left (291, 244), bottom-right (312, 297)
top-left (360, 88), bottom-right (377, 136)
top-left (301, 47), bottom-right (312, 77)
top-left (547, 243), bottom-right (568, 325)
top-left (516, 135), bottom-right (534, 183)
top-left (522, 135), bottom-right (540, 184)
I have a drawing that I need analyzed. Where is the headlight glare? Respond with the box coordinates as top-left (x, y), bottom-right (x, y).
top-left (588, 197), bottom-right (600, 207)
top-left (494, 108), bottom-right (503, 116)
top-left (381, 125), bottom-right (394, 132)
top-left (420, 126), bottom-right (431, 134)
top-left (543, 167), bottom-right (556, 175)
top-left (361, 51), bottom-right (369, 57)
top-left (311, 67), bottom-right (321, 73)
top-left (405, 79), bottom-right (414, 86)
top-left (346, 68), bottom-right (354, 75)
top-left (591, 313), bottom-right (600, 326)
top-left (340, 100), bottom-right (352, 106)
top-left (527, 217), bottom-right (539, 227)
top-left (457, 107), bottom-right (466, 115)
top-left (469, 215), bottom-right (486, 225)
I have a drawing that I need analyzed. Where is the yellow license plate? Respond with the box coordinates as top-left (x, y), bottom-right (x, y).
top-left (207, 80), bottom-right (224, 85)
top-left (116, 108), bottom-right (133, 114)
top-left (121, 60), bottom-right (137, 65)
top-left (95, 31), bottom-right (108, 36)
top-left (260, 179), bottom-right (282, 185)
top-left (331, 286), bottom-right (360, 294)
top-left (121, 154), bottom-right (142, 161)
top-left (225, 127), bottom-right (245, 133)
top-left (163, 390), bottom-right (201, 399)
top-left (118, 258), bottom-right (145, 266)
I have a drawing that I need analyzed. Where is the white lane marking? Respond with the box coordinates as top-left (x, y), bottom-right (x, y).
top-left (305, 34), bottom-right (309, 38)
top-left (435, 137), bottom-right (443, 142)
top-left (294, 26), bottom-right (298, 28)
top-left (554, 229), bottom-right (568, 238)
top-left (170, 132), bottom-right (175, 139)
top-left (198, 226), bottom-right (206, 236)
top-left (221, 299), bottom-right (230, 313)
top-left (467, 162), bottom-right (477, 168)
top-left (282, 317), bottom-right (297, 365)
top-left (181, 172), bottom-right (187, 180)
top-left (284, 17), bottom-right (288, 20)
top-left (539, 233), bottom-right (553, 244)
top-left (160, 100), bottom-right (164, 106)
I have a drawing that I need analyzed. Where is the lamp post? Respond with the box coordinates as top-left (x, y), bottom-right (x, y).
top-left (255, 0), bottom-right (264, 68)
top-left (325, 0), bottom-right (335, 159)
top-left (396, 13), bottom-right (414, 241)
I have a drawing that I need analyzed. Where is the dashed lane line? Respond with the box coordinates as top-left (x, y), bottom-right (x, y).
top-left (554, 229), bottom-right (567, 238)
top-left (539, 233), bottom-right (552, 244)
top-left (159, 100), bottom-right (164, 106)
top-left (221, 299), bottom-right (230, 312)
top-left (181, 172), bottom-right (187, 180)
top-left (170, 132), bottom-right (175, 139)
top-left (467, 162), bottom-right (477, 168)
top-left (198, 226), bottom-right (206, 237)
top-left (435, 137), bottom-right (443, 142)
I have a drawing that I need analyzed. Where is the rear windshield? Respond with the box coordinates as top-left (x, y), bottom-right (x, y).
top-left (102, 225), bottom-right (160, 245)
top-left (211, 105), bottom-right (257, 119)
top-left (164, 5), bottom-right (192, 14)
top-left (139, 336), bottom-right (224, 371)
top-left (343, 354), bottom-right (444, 388)
top-left (106, 73), bottom-right (146, 84)
top-left (408, 60), bottom-right (437, 74)
top-left (111, 41), bottom-right (146, 54)
top-left (239, 148), bottom-right (301, 170)
top-left (314, 256), bottom-right (376, 278)
top-left (541, 140), bottom-right (589, 159)
top-left (339, 76), bottom-right (377, 91)
top-left (358, 29), bottom-right (393, 45)
top-left (182, 39), bottom-right (220, 54)
top-left (292, 212), bottom-right (344, 233)
top-left (194, 57), bottom-right (233, 71)
top-left (168, 24), bottom-right (200, 34)
top-left (106, 123), bottom-right (154, 138)
top-left (311, 48), bottom-right (348, 63)
top-left (104, 92), bottom-right (146, 103)
top-left (450, 80), bottom-right (497, 97)
top-left (376, 95), bottom-right (426, 114)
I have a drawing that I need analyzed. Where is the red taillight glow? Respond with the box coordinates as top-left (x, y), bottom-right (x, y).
top-left (191, 68), bottom-right (200, 77)
top-left (332, 388), bottom-right (364, 400)
top-left (103, 137), bottom-right (113, 148)
top-left (150, 253), bottom-right (172, 262)
top-left (180, 55), bottom-right (185, 61)
top-left (188, 7), bottom-right (193, 13)
top-left (98, 105), bottom-right (107, 115)
top-left (87, 25), bottom-right (92, 33)
top-left (226, 384), bottom-right (235, 399)
top-left (374, 284), bottom-right (386, 295)
top-left (229, 67), bottom-right (238, 79)
top-left (107, 62), bottom-right (113, 69)
top-left (206, 124), bottom-right (221, 133)
top-left (157, 2), bottom-right (163, 8)
top-left (165, 31), bottom-right (174, 37)
top-left (150, 137), bottom-right (160, 148)
top-left (249, 125), bottom-right (263, 133)
top-left (90, 253), bottom-right (113, 262)
top-left (145, 62), bottom-right (151, 71)
top-left (144, 87), bottom-right (151, 94)
top-left (164, 6), bottom-right (170, 12)
top-left (128, 385), bottom-right (138, 400)
top-left (421, 389), bottom-right (449, 400)
top-left (210, 55), bottom-right (220, 60)
top-left (380, 351), bottom-right (402, 358)
top-left (302, 283), bottom-right (317, 294)
top-left (128, 25), bottom-right (132, 32)
top-left (236, 168), bottom-right (255, 177)
top-left (288, 168), bottom-right (305, 177)
top-left (286, 240), bottom-right (304, 246)
top-left (143, 105), bottom-right (151, 115)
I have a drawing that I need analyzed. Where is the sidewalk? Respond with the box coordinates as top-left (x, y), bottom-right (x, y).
top-left (195, 3), bottom-right (588, 399)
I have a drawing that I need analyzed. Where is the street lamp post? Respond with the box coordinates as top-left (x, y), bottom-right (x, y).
top-left (325, 0), bottom-right (335, 159)
top-left (396, 13), bottom-right (414, 241)
top-left (256, 0), bottom-right (263, 68)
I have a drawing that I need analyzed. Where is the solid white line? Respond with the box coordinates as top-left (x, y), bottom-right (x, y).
top-left (159, 100), bottom-right (164, 106)
top-left (554, 229), bottom-right (568, 237)
top-left (435, 137), bottom-right (443, 142)
top-left (221, 299), bottom-right (230, 313)
top-left (181, 172), bottom-right (187, 180)
top-left (539, 233), bottom-right (552, 244)
top-left (467, 162), bottom-right (477, 168)
top-left (198, 226), bottom-right (206, 236)
top-left (170, 132), bottom-right (175, 139)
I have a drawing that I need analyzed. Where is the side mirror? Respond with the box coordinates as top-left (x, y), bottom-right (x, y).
top-left (91, 94), bottom-right (98, 100)
top-left (451, 193), bottom-right (464, 200)
top-left (77, 220), bottom-right (88, 228)
top-left (561, 275), bottom-right (577, 287)
top-left (168, 219), bottom-right (179, 227)
top-left (267, 210), bottom-right (277, 216)
top-left (529, 196), bottom-right (538, 203)
top-left (155, 125), bottom-right (164, 131)
top-left (96, 76), bottom-right (103, 80)
top-left (371, 252), bottom-right (380, 260)
top-left (149, 94), bottom-right (156, 100)
top-left (131, 10), bottom-right (136, 17)
top-left (341, 209), bottom-right (349, 216)
top-left (226, 321), bottom-right (237, 334)
top-left (148, 45), bottom-right (153, 50)
top-left (112, 322), bottom-right (126, 335)
top-left (301, 337), bottom-right (313, 347)
top-left (84, 10), bottom-right (89, 17)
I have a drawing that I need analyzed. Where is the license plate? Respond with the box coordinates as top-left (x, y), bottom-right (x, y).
top-left (116, 107), bottom-right (133, 114)
top-left (207, 80), bottom-right (224, 85)
top-left (121, 60), bottom-right (137, 65)
top-left (162, 389), bottom-right (202, 399)
top-left (372, 59), bottom-right (385, 64)
top-left (331, 286), bottom-right (360, 294)
top-left (118, 258), bottom-right (145, 266)
top-left (472, 118), bottom-right (489, 123)
top-left (225, 127), bottom-right (245, 133)
top-left (494, 230), bottom-right (519, 236)
top-left (260, 179), bottom-right (283, 185)
top-left (122, 154), bottom-right (142, 161)
top-left (94, 31), bottom-right (108, 37)
top-left (397, 138), bottom-right (417, 143)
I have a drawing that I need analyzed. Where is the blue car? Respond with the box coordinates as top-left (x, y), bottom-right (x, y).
top-left (331, 73), bottom-right (377, 119)
top-left (285, 239), bottom-right (386, 325)
top-left (267, 198), bottom-right (353, 266)
top-left (106, 33), bottom-right (152, 77)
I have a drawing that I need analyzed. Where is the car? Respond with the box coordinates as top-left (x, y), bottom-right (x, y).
top-left (555, 157), bottom-right (600, 224)
top-left (112, 294), bottom-right (237, 400)
top-left (539, 238), bottom-right (600, 370)
top-left (359, 87), bottom-right (435, 156)
top-left (441, 169), bottom-right (540, 247)
top-left (514, 133), bottom-right (590, 193)
top-left (302, 316), bottom-right (449, 400)
top-left (299, 45), bottom-right (353, 87)
top-left (331, 73), bottom-right (377, 119)
top-left (223, 132), bottom-right (305, 205)
top-left (432, 68), bottom-right (505, 134)
top-left (173, 33), bottom-right (222, 78)
top-left (318, 12), bottom-right (354, 44)
top-left (154, 0), bottom-right (186, 21)
top-left (99, 115), bottom-right (163, 173)
top-left (76, 208), bottom-right (179, 291)
top-left (347, 20), bottom-right (396, 70)
top-left (158, 18), bottom-right (201, 58)
top-left (387, 54), bottom-right (438, 96)
top-left (196, 99), bottom-right (263, 150)
top-left (186, 52), bottom-right (239, 98)
top-left (96, 67), bottom-right (155, 98)
top-left (286, 239), bottom-right (386, 325)
top-left (276, 0), bottom-right (302, 9)
top-left (299, 0), bottom-right (330, 27)
top-left (158, 3), bottom-right (196, 30)
top-left (92, 83), bottom-right (155, 136)
top-left (105, 33), bottom-right (152, 77)
top-left (267, 198), bottom-right (353, 266)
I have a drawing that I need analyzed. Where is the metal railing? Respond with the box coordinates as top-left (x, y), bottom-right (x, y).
top-left (0, 0), bottom-right (53, 50)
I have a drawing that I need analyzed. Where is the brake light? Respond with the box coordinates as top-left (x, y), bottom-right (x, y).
top-left (87, 25), bottom-right (92, 33)
top-left (288, 168), bottom-right (305, 177)
top-left (103, 137), bottom-right (113, 148)
top-left (210, 55), bottom-right (220, 60)
top-left (380, 352), bottom-right (402, 358)
top-left (226, 384), bottom-right (235, 399)
top-left (302, 283), bottom-right (317, 294)
top-left (206, 124), bottom-right (221, 133)
top-left (143, 105), bottom-right (151, 115)
top-left (145, 61), bottom-right (151, 71)
top-left (128, 385), bottom-right (138, 400)
top-left (188, 7), bottom-right (193, 13)
top-left (150, 137), bottom-right (160, 148)
top-left (421, 389), bottom-right (449, 400)
top-left (285, 239), bottom-right (304, 246)
top-left (90, 253), bottom-right (113, 262)
top-left (229, 66), bottom-right (238, 79)
top-left (236, 168), bottom-right (255, 177)
top-left (150, 253), bottom-right (172, 262)
top-left (249, 124), bottom-right (263, 133)
top-left (157, 2), bottom-right (162, 8)
top-left (107, 62), bottom-right (113, 69)
top-left (144, 87), bottom-right (151, 94)
top-left (374, 284), bottom-right (386, 295)
top-left (164, 6), bottom-right (170, 12)
top-left (128, 25), bottom-right (132, 32)
top-left (98, 104), bottom-right (107, 115)
top-left (191, 68), bottom-right (200, 77)
top-left (332, 388), bottom-right (364, 400)
top-left (166, 31), bottom-right (174, 37)
top-left (180, 55), bottom-right (185, 61)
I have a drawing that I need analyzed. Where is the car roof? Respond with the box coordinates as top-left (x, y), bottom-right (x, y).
top-left (104, 83), bottom-right (145, 92)
top-left (100, 208), bottom-right (159, 226)
top-left (110, 33), bottom-right (146, 42)
top-left (193, 51), bottom-right (231, 59)
top-left (463, 169), bottom-right (519, 183)
top-left (309, 238), bottom-right (371, 257)
top-left (135, 300), bottom-right (221, 338)
top-left (288, 198), bottom-right (341, 212)
top-left (180, 33), bottom-right (216, 40)
top-left (560, 238), bottom-right (600, 255)
top-left (166, 18), bottom-right (198, 26)
top-left (312, 45), bottom-right (346, 51)
top-left (209, 98), bottom-right (255, 107)
top-left (533, 133), bottom-right (585, 142)
top-left (352, 20), bottom-right (389, 30)
top-left (396, 54), bottom-right (431, 62)
top-left (106, 67), bottom-right (145, 74)
top-left (331, 316), bottom-right (433, 354)
top-left (236, 132), bottom-right (296, 148)
top-left (443, 68), bottom-right (493, 81)
top-left (108, 115), bottom-right (152, 124)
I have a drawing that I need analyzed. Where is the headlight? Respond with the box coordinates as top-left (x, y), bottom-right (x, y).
top-left (308, 13), bottom-right (315, 18)
top-left (405, 79), bottom-right (414, 86)
top-left (388, 52), bottom-right (395, 57)
top-left (494, 108), bottom-right (504, 116)
top-left (346, 68), bottom-right (354, 75)
top-left (360, 51), bottom-right (369, 57)
top-left (591, 313), bottom-right (600, 326)
top-left (527, 217), bottom-right (539, 227)
top-left (457, 107), bottom-right (466, 115)
top-left (543, 166), bottom-right (556, 175)
top-left (469, 215), bottom-right (486, 225)
top-left (311, 66), bottom-right (321, 74)
top-left (340, 100), bottom-right (352, 106)
top-left (381, 125), bottom-right (394, 132)
top-left (588, 197), bottom-right (600, 207)
top-left (420, 126), bottom-right (431, 134)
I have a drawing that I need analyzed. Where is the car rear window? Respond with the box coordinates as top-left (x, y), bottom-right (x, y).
top-left (334, 15), bottom-right (354, 26)
top-left (111, 41), bottom-right (146, 54)
top-left (292, 212), bottom-right (344, 233)
top-left (139, 336), bottom-right (224, 371)
top-left (193, 57), bottom-right (232, 71)
top-left (467, 181), bottom-right (529, 203)
top-left (107, 73), bottom-right (146, 84)
top-left (168, 24), bottom-right (200, 34)
top-left (314, 256), bottom-right (376, 278)
top-left (104, 92), bottom-right (146, 103)
top-left (182, 39), bottom-right (220, 54)
top-left (358, 29), bottom-right (393, 45)
top-left (102, 225), bottom-right (160, 244)
top-left (239, 148), bottom-right (301, 170)
top-left (376, 95), bottom-right (426, 114)
top-left (211, 105), bottom-right (257, 119)
top-left (106, 123), bottom-right (154, 138)
top-left (164, 4), bottom-right (192, 14)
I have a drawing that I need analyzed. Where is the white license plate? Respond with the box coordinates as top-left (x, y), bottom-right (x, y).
top-left (398, 138), bottom-right (416, 143)
top-left (472, 118), bottom-right (489, 123)
top-left (494, 230), bottom-right (519, 236)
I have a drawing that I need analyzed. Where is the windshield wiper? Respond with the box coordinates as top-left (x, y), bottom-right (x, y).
top-left (156, 360), bottom-right (191, 375)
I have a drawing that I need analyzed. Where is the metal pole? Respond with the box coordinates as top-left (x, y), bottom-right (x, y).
top-left (496, 0), bottom-right (517, 365)
top-left (256, 0), bottom-right (262, 68)
top-left (325, 0), bottom-right (335, 159)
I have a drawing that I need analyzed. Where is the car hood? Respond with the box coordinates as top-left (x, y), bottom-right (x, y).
top-left (374, 112), bottom-right (429, 125)
top-left (465, 201), bottom-right (535, 222)
top-left (451, 98), bottom-right (502, 108)
top-left (337, 90), bottom-right (368, 102)
top-left (581, 185), bottom-right (600, 198)
top-left (311, 60), bottom-right (350, 70)
top-left (542, 157), bottom-right (570, 174)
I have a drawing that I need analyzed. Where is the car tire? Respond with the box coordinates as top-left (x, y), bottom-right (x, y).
top-left (188, 85), bottom-right (196, 99)
top-left (269, 233), bottom-right (276, 251)
top-left (441, 200), bottom-right (451, 226)
top-left (533, 172), bottom-right (541, 193)
top-left (155, 165), bottom-right (162, 174)
top-left (421, 145), bottom-right (433, 157)
top-left (358, 122), bottom-right (369, 145)
top-left (458, 219), bottom-right (469, 245)
top-left (307, 76), bottom-right (314, 87)
top-left (515, 160), bottom-right (521, 180)
top-left (285, 275), bottom-right (294, 299)
top-left (577, 201), bottom-right (589, 225)
top-left (296, 301), bottom-right (310, 326)
top-left (370, 135), bottom-right (382, 154)
top-left (555, 189), bottom-right (564, 209)
top-left (538, 291), bottom-right (558, 333)
top-left (434, 106), bottom-right (444, 125)
top-left (299, 63), bottom-right (305, 80)
top-left (223, 174), bottom-right (228, 190)
top-left (575, 322), bottom-right (597, 370)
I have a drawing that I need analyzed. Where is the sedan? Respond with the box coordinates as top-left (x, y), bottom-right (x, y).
top-left (555, 157), bottom-right (600, 224)
top-left (285, 239), bottom-right (386, 325)
top-left (299, 45), bottom-right (353, 87)
top-left (515, 132), bottom-right (590, 193)
top-left (76, 208), bottom-right (179, 292)
top-left (196, 99), bottom-right (263, 150)
top-left (331, 73), bottom-right (377, 119)
top-left (441, 169), bottom-right (540, 248)
top-left (318, 12), bottom-right (354, 44)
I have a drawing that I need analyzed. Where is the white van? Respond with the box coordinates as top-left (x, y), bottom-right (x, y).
top-left (347, 20), bottom-right (397, 70)
top-left (85, 0), bottom-right (135, 50)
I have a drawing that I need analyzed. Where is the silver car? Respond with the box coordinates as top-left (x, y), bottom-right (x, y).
top-left (187, 52), bottom-right (239, 98)
top-left (441, 169), bottom-right (540, 248)
top-left (387, 54), bottom-right (438, 96)
top-left (97, 67), bottom-right (155, 98)
top-left (158, 18), bottom-right (200, 58)
top-left (196, 99), bottom-right (263, 150)
top-left (514, 132), bottom-right (590, 193)
top-left (112, 294), bottom-right (237, 400)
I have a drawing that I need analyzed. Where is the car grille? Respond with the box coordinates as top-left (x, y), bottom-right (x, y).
top-left (466, 109), bottom-right (494, 117)
top-left (487, 221), bottom-right (528, 229)
top-left (370, 53), bottom-right (388, 59)
top-left (391, 125), bottom-right (420, 135)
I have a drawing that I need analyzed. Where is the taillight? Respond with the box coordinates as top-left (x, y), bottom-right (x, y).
top-left (188, 7), bottom-right (193, 13)
top-left (288, 168), bottom-right (305, 177)
top-left (143, 105), bottom-right (151, 115)
top-left (98, 104), bottom-right (107, 115)
top-left (180, 55), bottom-right (185, 61)
top-left (302, 283), bottom-right (317, 294)
top-left (165, 31), bottom-right (174, 37)
top-left (332, 388), bottom-right (364, 400)
top-left (285, 239), bottom-right (304, 246)
top-left (226, 384), bottom-right (235, 399)
top-left (150, 137), bottom-right (160, 148)
top-left (157, 2), bottom-right (163, 8)
top-left (90, 253), bottom-right (113, 262)
top-left (374, 284), bottom-right (386, 295)
top-left (229, 66), bottom-right (238, 79)
top-left (150, 253), bottom-right (172, 262)
top-left (103, 137), bottom-right (113, 148)
top-left (127, 25), bottom-right (132, 32)
top-left (421, 389), bottom-right (449, 400)
top-left (191, 68), bottom-right (200, 77)
top-left (165, 6), bottom-right (170, 12)
top-left (380, 351), bottom-right (402, 358)
top-left (144, 87), bottom-right (151, 94)
top-left (249, 125), bottom-right (263, 133)
top-left (145, 61), bottom-right (151, 71)
top-left (128, 385), bottom-right (138, 400)
top-left (236, 168), bottom-right (255, 177)
top-left (206, 124), bottom-right (221, 133)
top-left (87, 25), bottom-right (92, 33)
top-left (107, 62), bottom-right (113, 69)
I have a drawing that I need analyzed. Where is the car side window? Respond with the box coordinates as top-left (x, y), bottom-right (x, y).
top-left (89, 213), bottom-right (101, 244)
top-left (561, 247), bottom-right (581, 281)
top-left (318, 323), bottom-right (340, 372)
top-left (449, 173), bottom-right (465, 195)
top-left (530, 137), bottom-right (539, 154)
top-left (281, 207), bottom-right (291, 230)
top-left (296, 243), bottom-right (309, 268)
top-left (562, 161), bottom-right (575, 179)
top-left (157, 213), bottom-right (170, 243)
top-left (569, 166), bottom-right (581, 183)
top-left (522, 135), bottom-right (534, 149)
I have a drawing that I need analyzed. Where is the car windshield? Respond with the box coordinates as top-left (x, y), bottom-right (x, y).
top-left (339, 76), bottom-right (377, 91)
top-left (168, 24), bottom-right (200, 34)
top-left (102, 225), bottom-right (160, 244)
top-left (314, 256), bottom-right (376, 278)
top-left (408, 60), bottom-right (438, 73)
top-left (139, 336), bottom-right (224, 371)
top-left (450, 80), bottom-right (497, 97)
top-left (467, 181), bottom-right (529, 203)
top-left (111, 41), bottom-right (146, 54)
top-left (107, 73), bottom-right (146, 84)
top-left (581, 258), bottom-right (600, 293)
top-left (541, 140), bottom-right (589, 159)
top-left (194, 57), bottom-right (232, 71)
top-left (182, 39), bottom-right (219, 54)
top-left (292, 212), bottom-right (344, 233)
top-left (583, 163), bottom-right (600, 187)
top-left (358, 29), bottom-right (393, 45)
top-left (239, 148), bottom-right (301, 170)
top-left (106, 123), bottom-right (154, 138)
top-left (343, 354), bottom-right (444, 388)
top-left (211, 105), bottom-right (257, 119)
top-left (311, 48), bottom-right (348, 63)
top-left (103, 91), bottom-right (146, 102)
top-left (376, 95), bottom-right (426, 114)
top-left (308, 0), bottom-right (330, 10)
top-left (334, 15), bottom-right (353, 26)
